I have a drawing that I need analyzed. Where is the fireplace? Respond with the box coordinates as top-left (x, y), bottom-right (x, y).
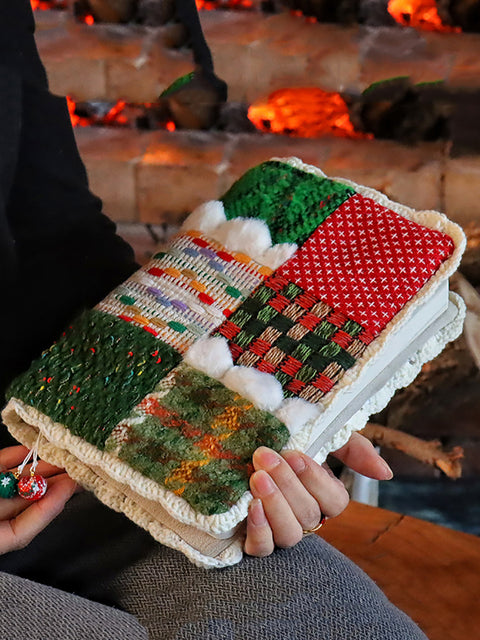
top-left (32, 0), bottom-right (480, 235)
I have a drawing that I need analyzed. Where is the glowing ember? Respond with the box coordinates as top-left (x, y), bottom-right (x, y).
top-left (67, 97), bottom-right (128, 128)
top-left (248, 88), bottom-right (370, 140)
top-left (30, 0), bottom-right (66, 9)
top-left (196, 0), bottom-right (253, 10)
top-left (387, 0), bottom-right (461, 32)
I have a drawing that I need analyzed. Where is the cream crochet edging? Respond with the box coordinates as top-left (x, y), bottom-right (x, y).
top-left (1, 403), bottom-right (244, 569)
top-left (3, 398), bottom-right (253, 538)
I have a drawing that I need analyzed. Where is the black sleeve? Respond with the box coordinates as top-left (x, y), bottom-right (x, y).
top-left (0, 1), bottom-right (138, 405)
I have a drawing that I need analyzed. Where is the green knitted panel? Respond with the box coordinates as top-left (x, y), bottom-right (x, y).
top-left (220, 161), bottom-right (355, 245)
top-left (105, 364), bottom-right (290, 515)
top-left (8, 310), bottom-right (182, 449)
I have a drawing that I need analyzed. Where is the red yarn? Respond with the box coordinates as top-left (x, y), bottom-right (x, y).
top-left (278, 194), bottom-right (454, 336)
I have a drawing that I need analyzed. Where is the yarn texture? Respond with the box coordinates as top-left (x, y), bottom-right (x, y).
top-left (221, 160), bottom-right (354, 245)
top-left (2, 156), bottom-right (466, 567)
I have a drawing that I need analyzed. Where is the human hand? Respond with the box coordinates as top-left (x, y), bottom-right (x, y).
top-left (244, 432), bottom-right (392, 556)
top-left (0, 445), bottom-right (78, 554)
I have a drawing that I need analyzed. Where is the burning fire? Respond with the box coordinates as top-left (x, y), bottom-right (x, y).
top-left (67, 97), bottom-right (128, 127)
top-left (387, 0), bottom-right (461, 32)
top-left (30, 0), bottom-right (66, 9)
top-left (248, 88), bottom-right (370, 140)
top-left (66, 96), bottom-right (177, 131)
top-left (196, 0), bottom-right (253, 10)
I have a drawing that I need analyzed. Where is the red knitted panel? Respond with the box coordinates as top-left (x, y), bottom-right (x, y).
top-left (277, 194), bottom-right (455, 336)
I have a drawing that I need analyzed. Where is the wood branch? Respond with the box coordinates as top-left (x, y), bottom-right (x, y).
top-left (361, 422), bottom-right (464, 479)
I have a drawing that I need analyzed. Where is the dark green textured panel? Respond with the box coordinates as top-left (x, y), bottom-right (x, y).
top-left (106, 365), bottom-right (289, 515)
top-left (220, 160), bottom-right (355, 245)
top-left (8, 310), bottom-right (181, 449)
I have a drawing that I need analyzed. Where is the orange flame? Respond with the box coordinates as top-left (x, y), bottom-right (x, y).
top-left (66, 96), bottom-right (128, 127)
top-left (387, 0), bottom-right (461, 32)
top-left (195, 0), bottom-right (253, 10)
top-left (248, 88), bottom-right (370, 140)
top-left (30, 0), bottom-right (66, 9)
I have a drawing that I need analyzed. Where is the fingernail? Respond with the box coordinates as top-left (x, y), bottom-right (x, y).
top-left (249, 499), bottom-right (267, 527)
top-left (255, 447), bottom-right (281, 471)
top-left (251, 470), bottom-right (276, 497)
top-left (287, 452), bottom-right (306, 475)
top-left (380, 458), bottom-right (394, 480)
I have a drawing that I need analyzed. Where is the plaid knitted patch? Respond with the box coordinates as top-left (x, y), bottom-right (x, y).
top-left (215, 275), bottom-right (374, 404)
top-left (105, 365), bottom-right (289, 515)
top-left (97, 231), bottom-right (271, 354)
top-left (7, 310), bottom-right (181, 448)
top-left (221, 161), bottom-right (354, 245)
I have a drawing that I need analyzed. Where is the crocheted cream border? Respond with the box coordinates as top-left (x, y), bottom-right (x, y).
top-left (2, 401), bottom-right (244, 569)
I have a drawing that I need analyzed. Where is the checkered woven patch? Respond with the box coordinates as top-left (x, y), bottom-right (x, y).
top-left (215, 274), bottom-right (374, 404)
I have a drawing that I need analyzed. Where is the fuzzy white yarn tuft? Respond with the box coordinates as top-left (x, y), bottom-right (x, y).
top-left (184, 336), bottom-right (234, 379)
top-left (214, 218), bottom-right (272, 256)
top-left (182, 201), bottom-right (226, 233)
top-left (274, 398), bottom-right (323, 435)
top-left (222, 366), bottom-right (284, 412)
top-left (259, 243), bottom-right (298, 270)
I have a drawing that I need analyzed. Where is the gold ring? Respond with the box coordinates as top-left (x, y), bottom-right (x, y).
top-left (303, 515), bottom-right (327, 535)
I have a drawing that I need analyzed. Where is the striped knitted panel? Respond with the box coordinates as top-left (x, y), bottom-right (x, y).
top-left (215, 275), bottom-right (373, 404)
top-left (220, 161), bottom-right (355, 245)
top-left (105, 364), bottom-right (290, 515)
top-left (277, 193), bottom-right (455, 336)
top-left (97, 231), bottom-right (271, 354)
top-left (7, 310), bottom-right (181, 449)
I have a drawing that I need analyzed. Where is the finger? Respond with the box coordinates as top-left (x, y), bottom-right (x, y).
top-left (332, 432), bottom-right (393, 480)
top-left (249, 470), bottom-right (303, 548)
top-left (0, 472), bottom-right (77, 529)
top-left (0, 446), bottom-right (30, 471)
top-left (0, 447), bottom-right (67, 477)
top-left (0, 473), bottom-right (77, 554)
top-left (16, 460), bottom-right (68, 479)
top-left (253, 447), bottom-right (321, 531)
top-left (281, 451), bottom-right (349, 518)
top-left (244, 498), bottom-right (275, 557)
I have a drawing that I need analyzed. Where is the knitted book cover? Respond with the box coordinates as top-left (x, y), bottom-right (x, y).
top-left (2, 158), bottom-right (466, 568)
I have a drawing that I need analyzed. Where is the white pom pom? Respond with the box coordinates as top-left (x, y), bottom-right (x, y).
top-left (184, 336), bottom-right (233, 379)
top-left (274, 398), bottom-right (323, 435)
top-left (213, 218), bottom-right (272, 257)
top-left (259, 243), bottom-right (297, 270)
top-left (182, 201), bottom-right (226, 233)
top-left (222, 366), bottom-right (284, 411)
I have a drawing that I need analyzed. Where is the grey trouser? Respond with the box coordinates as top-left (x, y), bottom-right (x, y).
top-left (0, 494), bottom-right (428, 640)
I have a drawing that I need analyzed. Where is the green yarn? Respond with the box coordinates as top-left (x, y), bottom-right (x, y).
top-left (0, 472), bottom-right (18, 499)
top-left (105, 365), bottom-right (289, 515)
top-left (8, 310), bottom-right (181, 449)
top-left (220, 160), bottom-right (354, 245)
